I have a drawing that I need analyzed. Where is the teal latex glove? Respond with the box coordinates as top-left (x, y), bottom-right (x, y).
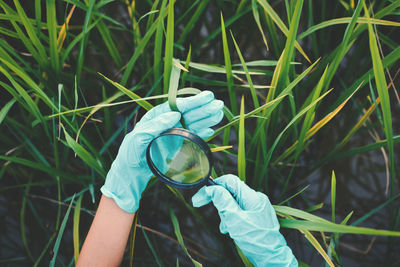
top-left (101, 91), bottom-right (224, 213)
top-left (192, 174), bottom-right (298, 267)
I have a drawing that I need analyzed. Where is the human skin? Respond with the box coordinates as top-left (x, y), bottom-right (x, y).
top-left (76, 195), bottom-right (134, 267)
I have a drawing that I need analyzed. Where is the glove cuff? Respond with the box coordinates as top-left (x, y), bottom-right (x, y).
top-left (101, 161), bottom-right (152, 214)
top-left (100, 186), bottom-right (140, 214)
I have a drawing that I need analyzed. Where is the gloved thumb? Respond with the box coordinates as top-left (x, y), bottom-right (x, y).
top-left (192, 185), bottom-right (240, 213)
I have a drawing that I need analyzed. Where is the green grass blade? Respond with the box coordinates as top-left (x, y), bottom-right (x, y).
top-left (238, 96), bottom-right (246, 181)
top-left (163, 0), bottom-right (175, 94)
top-left (331, 170), bottom-right (336, 223)
top-left (73, 193), bottom-right (83, 264)
top-left (50, 194), bottom-right (76, 267)
top-left (61, 125), bottom-right (106, 178)
top-left (141, 223), bottom-right (164, 267)
top-left (98, 73), bottom-right (153, 111)
top-left (221, 13), bottom-right (237, 114)
top-left (236, 245), bottom-right (253, 267)
top-left (231, 32), bottom-right (260, 109)
top-left (20, 179), bottom-right (34, 262)
top-left (364, 3), bottom-right (395, 193)
top-left (168, 58), bottom-right (182, 111)
top-left (177, 0), bottom-right (210, 45)
top-left (251, 0), bottom-right (269, 50)
top-left (0, 99), bottom-right (16, 124)
top-left (46, 0), bottom-right (59, 74)
top-left (153, 0), bottom-right (168, 95)
top-left (170, 208), bottom-right (203, 267)
top-left (96, 20), bottom-right (122, 67)
top-left (180, 46), bottom-right (191, 88)
top-left (12, 0), bottom-right (47, 60)
top-left (298, 17), bottom-right (400, 40)
top-left (256, 0), bottom-right (310, 63)
top-left (76, 0), bottom-right (95, 84)
top-left (279, 218), bottom-right (400, 237)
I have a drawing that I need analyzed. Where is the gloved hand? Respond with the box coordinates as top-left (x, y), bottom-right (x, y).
top-left (101, 91), bottom-right (224, 213)
top-left (192, 174), bottom-right (298, 267)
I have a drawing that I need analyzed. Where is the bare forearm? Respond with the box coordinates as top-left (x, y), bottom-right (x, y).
top-left (77, 195), bottom-right (135, 267)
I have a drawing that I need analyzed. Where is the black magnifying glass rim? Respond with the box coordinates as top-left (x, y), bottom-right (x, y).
top-left (146, 128), bottom-right (213, 189)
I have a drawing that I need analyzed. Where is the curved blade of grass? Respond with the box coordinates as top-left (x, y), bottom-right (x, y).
top-left (140, 224), bottom-right (163, 267)
top-left (0, 99), bottom-right (16, 124)
top-left (236, 245), bottom-right (253, 267)
top-left (76, 0), bottom-right (95, 84)
top-left (0, 65), bottom-right (45, 125)
top-left (168, 58), bottom-right (182, 111)
top-left (60, 16), bottom-right (102, 65)
top-left (256, 0), bottom-right (310, 63)
top-left (121, 15), bottom-right (164, 85)
top-left (364, 3), bottom-right (395, 192)
top-left (33, 234), bottom-right (56, 267)
top-left (303, 230), bottom-right (334, 267)
top-left (96, 19), bottom-right (122, 68)
top-left (180, 46), bottom-right (191, 88)
top-left (197, 7), bottom-right (251, 50)
top-left (208, 94), bottom-right (287, 141)
top-left (275, 83), bottom-right (361, 164)
top-left (129, 212), bottom-right (139, 267)
top-left (278, 218), bottom-right (400, 236)
top-left (322, 0), bottom-right (364, 93)
top-left (12, 0), bottom-right (47, 60)
top-left (73, 193), bottom-right (83, 264)
top-left (182, 61), bottom-right (264, 76)
top-left (50, 194), bottom-right (75, 267)
top-left (0, 155), bottom-right (87, 182)
top-left (251, 0), bottom-right (269, 50)
top-left (154, 0), bottom-right (168, 94)
top-left (251, 58), bottom-right (320, 148)
top-left (278, 185), bottom-right (310, 205)
top-left (331, 171), bottom-right (336, 223)
top-left (61, 124), bottom-right (105, 178)
top-left (99, 73), bottom-right (153, 111)
top-left (177, 0), bottom-right (210, 45)
top-left (20, 179), bottom-right (34, 262)
top-left (0, 2), bottom-right (43, 65)
top-left (221, 13), bottom-right (237, 114)
top-left (50, 88), bottom-right (200, 117)
top-left (332, 134), bottom-right (400, 162)
top-left (238, 96), bottom-right (246, 181)
top-left (298, 17), bottom-right (400, 40)
top-left (57, 5), bottom-right (76, 51)
top-left (231, 32), bottom-right (260, 109)
top-left (170, 208), bottom-right (202, 267)
top-left (163, 0), bottom-right (175, 94)
top-left (46, 0), bottom-right (59, 74)
top-left (329, 46), bottom-right (400, 112)
top-left (263, 89), bottom-right (332, 173)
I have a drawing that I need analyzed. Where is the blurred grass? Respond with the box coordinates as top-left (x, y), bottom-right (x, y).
top-left (0, 0), bottom-right (399, 266)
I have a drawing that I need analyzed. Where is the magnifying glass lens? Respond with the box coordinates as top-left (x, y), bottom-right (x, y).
top-left (149, 134), bottom-right (210, 184)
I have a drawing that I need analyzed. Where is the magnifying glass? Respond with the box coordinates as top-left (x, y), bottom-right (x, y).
top-left (146, 128), bottom-right (217, 189)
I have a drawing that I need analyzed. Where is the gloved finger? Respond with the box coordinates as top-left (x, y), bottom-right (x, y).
top-left (137, 111), bottom-right (181, 139)
top-left (140, 91), bottom-right (215, 123)
top-left (187, 110), bottom-right (224, 132)
top-left (176, 91), bottom-right (215, 113)
top-left (194, 128), bottom-right (214, 139)
top-left (214, 174), bottom-right (265, 211)
top-left (183, 99), bottom-right (224, 125)
top-left (192, 185), bottom-right (240, 212)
